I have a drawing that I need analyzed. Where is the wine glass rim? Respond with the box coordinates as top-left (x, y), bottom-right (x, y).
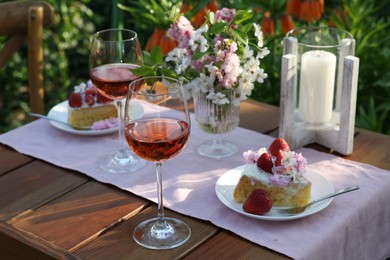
top-left (129, 76), bottom-right (183, 96)
top-left (92, 28), bottom-right (138, 42)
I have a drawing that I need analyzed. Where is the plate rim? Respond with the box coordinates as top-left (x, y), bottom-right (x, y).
top-left (47, 100), bottom-right (118, 136)
top-left (215, 165), bottom-right (334, 221)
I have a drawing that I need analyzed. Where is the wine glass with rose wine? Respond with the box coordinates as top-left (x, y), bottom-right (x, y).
top-left (124, 76), bottom-right (191, 249)
top-left (89, 28), bottom-right (146, 173)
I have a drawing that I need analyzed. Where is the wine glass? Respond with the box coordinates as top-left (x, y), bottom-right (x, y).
top-left (89, 28), bottom-right (146, 173)
top-left (124, 76), bottom-right (191, 249)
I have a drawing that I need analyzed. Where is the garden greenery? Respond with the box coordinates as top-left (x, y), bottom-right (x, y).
top-left (0, 0), bottom-right (389, 135)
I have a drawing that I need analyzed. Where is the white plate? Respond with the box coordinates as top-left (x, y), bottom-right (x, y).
top-left (47, 101), bottom-right (118, 136)
top-left (215, 165), bottom-right (334, 221)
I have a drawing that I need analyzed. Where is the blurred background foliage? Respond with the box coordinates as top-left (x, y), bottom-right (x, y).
top-left (0, 0), bottom-right (389, 135)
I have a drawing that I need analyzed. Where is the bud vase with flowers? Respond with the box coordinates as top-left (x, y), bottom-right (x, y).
top-left (132, 7), bottom-right (270, 159)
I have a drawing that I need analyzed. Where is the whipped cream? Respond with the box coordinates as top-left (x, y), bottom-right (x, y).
top-left (243, 164), bottom-right (271, 185)
top-left (242, 147), bottom-right (307, 187)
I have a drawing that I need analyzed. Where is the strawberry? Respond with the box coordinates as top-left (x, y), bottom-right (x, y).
top-left (85, 87), bottom-right (97, 97)
top-left (97, 92), bottom-right (113, 104)
top-left (269, 137), bottom-right (290, 157)
top-left (68, 93), bottom-right (82, 108)
top-left (243, 189), bottom-right (272, 215)
top-left (85, 94), bottom-right (95, 107)
top-left (256, 152), bottom-right (273, 173)
top-left (275, 149), bottom-right (284, 167)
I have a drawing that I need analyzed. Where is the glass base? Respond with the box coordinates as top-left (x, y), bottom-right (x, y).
top-left (98, 148), bottom-right (147, 173)
top-left (133, 217), bottom-right (191, 250)
top-left (197, 139), bottom-right (238, 159)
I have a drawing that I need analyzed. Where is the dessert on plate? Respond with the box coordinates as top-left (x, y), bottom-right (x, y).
top-left (67, 81), bottom-right (118, 129)
top-left (233, 138), bottom-right (311, 213)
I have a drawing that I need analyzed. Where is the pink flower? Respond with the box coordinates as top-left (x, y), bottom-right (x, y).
top-left (91, 118), bottom-right (119, 130)
top-left (269, 174), bottom-right (291, 187)
top-left (221, 52), bottom-right (240, 88)
top-left (215, 8), bottom-right (236, 24)
top-left (294, 152), bottom-right (307, 173)
top-left (168, 16), bottom-right (194, 48)
top-left (243, 149), bottom-right (260, 164)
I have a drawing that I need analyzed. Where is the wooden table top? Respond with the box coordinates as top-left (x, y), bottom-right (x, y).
top-left (0, 100), bottom-right (389, 259)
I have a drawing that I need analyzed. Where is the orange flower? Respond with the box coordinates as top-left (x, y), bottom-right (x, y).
top-left (319, 0), bottom-right (324, 14)
top-left (181, 1), bottom-right (218, 28)
top-left (206, 1), bottom-right (218, 12)
top-left (159, 34), bottom-right (178, 55)
top-left (287, 0), bottom-right (302, 17)
top-left (300, 0), bottom-right (323, 23)
top-left (261, 11), bottom-right (275, 36)
top-left (280, 14), bottom-right (295, 34)
top-left (145, 29), bottom-right (177, 55)
top-left (180, 2), bottom-right (192, 13)
top-left (145, 29), bottom-right (166, 52)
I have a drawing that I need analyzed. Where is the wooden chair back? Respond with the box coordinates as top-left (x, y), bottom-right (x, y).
top-left (0, 0), bottom-right (54, 114)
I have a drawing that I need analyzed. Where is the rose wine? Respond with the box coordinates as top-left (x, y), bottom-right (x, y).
top-left (90, 63), bottom-right (140, 99)
top-left (125, 118), bottom-right (190, 162)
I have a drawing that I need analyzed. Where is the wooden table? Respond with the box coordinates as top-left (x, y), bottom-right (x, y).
top-left (0, 100), bottom-right (389, 259)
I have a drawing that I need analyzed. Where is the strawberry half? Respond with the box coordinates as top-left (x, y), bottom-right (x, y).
top-left (243, 189), bottom-right (272, 215)
top-left (68, 93), bottom-right (82, 108)
top-left (85, 87), bottom-right (97, 97)
top-left (256, 152), bottom-right (273, 174)
top-left (269, 137), bottom-right (290, 157)
top-left (85, 94), bottom-right (95, 107)
top-left (275, 149), bottom-right (284, 167)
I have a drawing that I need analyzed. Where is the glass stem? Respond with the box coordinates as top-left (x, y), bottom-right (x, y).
top-left (116, 99), bottom-right (125, 153)
top-left (155, 162), bottom-right (165, 224)
top-left (212, 139), bottom-right (223, 149)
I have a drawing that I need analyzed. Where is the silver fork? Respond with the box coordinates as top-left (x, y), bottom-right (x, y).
top-left (276, 185), bottom-right (360, 215)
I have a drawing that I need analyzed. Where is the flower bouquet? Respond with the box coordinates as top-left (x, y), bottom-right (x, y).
top-left (133, 7), bottom-right (270, 104)
top-left (133, 7), bottom-right (270, 158)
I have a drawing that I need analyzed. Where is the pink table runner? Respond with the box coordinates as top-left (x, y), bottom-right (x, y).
top-left (1, 118), bottom-right (389, 260)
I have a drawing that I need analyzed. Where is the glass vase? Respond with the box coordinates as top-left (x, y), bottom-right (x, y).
top-left (193, 89), bottom-right (239, 159)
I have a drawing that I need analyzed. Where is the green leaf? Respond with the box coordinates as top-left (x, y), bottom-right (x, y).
top-left (142, 51), bottom-right (155, 66)
top-left (231, 28), bottom-right (248, 45)
top-left (232, 10), bottom-right (253, 25)
top-left (192, 51), bottom-right (204, 61)
top-left (159, 67), bottom-right (178, 78)
top-left (130, 66), bottom-right (155, 77)
top-left (242, 23), bottom-right (253, 33)
top-left (150, 46), bottom-right (163, 63)
top-left (209, 22), bottom-right (226, 35)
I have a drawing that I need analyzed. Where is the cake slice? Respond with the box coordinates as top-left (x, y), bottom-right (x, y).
top-left (233, 138), bottom-right (311, 208)
top-left (67, 81), bottom-right (117, 129)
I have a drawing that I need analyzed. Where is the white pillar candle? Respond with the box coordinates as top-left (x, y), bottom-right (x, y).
top-left (298, 50), bottom-right (336, 124)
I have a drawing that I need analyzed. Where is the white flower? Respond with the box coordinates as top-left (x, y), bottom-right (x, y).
top-left (165, 48), bottom-right (191, 74)
top-left (253, 23), bottom-right (264, 47)
top-left (243, 45), bottom-right (254, 60)
top-left (256, 68), bottom-right (268, 84)
top-left (239, 73), bottom-right (255, 97)
top-left (206, 64), bottom-right (223, 82)
top-left (243, 56), bottom-right (261, 81)
top-left (189, 25), bottom-right (209, 52)
top-left (198, 73), bottom-right (215, 93)
top-left (231, 85), bottom-right (243, 106)
top-left (74, 82), bottom-right (86, 93)
top-left (206, 92), bottom-right (230, 105)
top-left (257, 47), bottom-right (270, 59)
